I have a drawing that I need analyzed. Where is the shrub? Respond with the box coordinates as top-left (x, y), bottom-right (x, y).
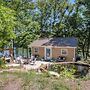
top-left (0, 58), bottom-right (6, 69)
top-left (49, 64), bottom-right (76, 79)
top-left (60, 67), bottom-right (76, 79)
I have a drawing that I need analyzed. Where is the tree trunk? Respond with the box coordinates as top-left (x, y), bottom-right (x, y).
top-left (82, 47), bottom-right (85, 58)
top-left (16, 47), bottom-right (18, 57)
top-left (27, 47), bottom-right (28, 58)
top-left (22, 48), bottom-right (24, 57)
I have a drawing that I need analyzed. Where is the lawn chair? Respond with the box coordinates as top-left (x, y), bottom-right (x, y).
top-left (30, 55), bottom-right (36, 65)
top-left (32, 58), bottom-right (37, 64)
top-left (16, 56), bottom-right (23, 64)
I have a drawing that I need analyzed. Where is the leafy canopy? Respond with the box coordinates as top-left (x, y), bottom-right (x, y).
top-left (0, 5), bottom-right (16, 47)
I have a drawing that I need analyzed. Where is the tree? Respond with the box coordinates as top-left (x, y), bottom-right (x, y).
top-left (82, 0), bottom-right (90, 58)
top-left (1, 0), bottom-right (90, 59)
top-left (15, 16), bottom-right (40, 48)
top-left (2, 0), bottom-right (40, 48)
top-left (0, 4), bottom-right (16, 47)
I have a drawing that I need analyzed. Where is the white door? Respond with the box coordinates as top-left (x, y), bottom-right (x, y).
top-left (45, 47), bottom-right (52, 60)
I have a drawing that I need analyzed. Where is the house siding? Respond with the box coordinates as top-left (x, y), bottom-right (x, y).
top-left (31, 47), bottom-right (44, 58)
top-left (52, 48), bottom-right (75, 61)
top-left (31, 46), bottom-right (75, 61)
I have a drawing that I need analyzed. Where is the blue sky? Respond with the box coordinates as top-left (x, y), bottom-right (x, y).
top-left (70, 0), bottom-right (75, 4)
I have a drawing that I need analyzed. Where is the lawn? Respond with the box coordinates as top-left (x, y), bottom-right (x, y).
top-left (0, 70), bottom-right (90, 90)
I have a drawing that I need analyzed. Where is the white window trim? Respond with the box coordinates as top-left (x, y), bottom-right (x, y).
top-left (34, 47), bottom-right (39, 53)
top-left (44, 47), bottom-right (52, 60)
top-left (61, 49), bottom-right (68, 56)
top-left (73, 48), bottom-right (76, 62)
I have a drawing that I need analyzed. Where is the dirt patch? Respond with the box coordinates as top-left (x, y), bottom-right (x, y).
top-left (80, 80), bottom-right (90, 90)
top-left (63, 79), bottom-right (78, 90)
top-left (0, 70), bottom-right (90, 90)
top-left (63, 79), bottom-right (90, 90)
top-left (3, 78), bottom-right (22, 90)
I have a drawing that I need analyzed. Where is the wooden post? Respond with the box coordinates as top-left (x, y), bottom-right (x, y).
top-left (9, 48), bottom-right (14, 63)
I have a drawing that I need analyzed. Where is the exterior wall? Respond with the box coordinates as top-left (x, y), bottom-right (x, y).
top-left (31, 47), bottom-right (44, 58)
top-left (52, 47), bottom-right (75, 61)
top-left (31, 46), bottom-right (75, 62)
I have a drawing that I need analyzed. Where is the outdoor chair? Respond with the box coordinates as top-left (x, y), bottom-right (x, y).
top-left (23, 59), bottom-right (29, 64)
top-left (30, 58), bottom-right (37, 65)
top-left (56, 56), bottom-right (66, 62)
top-left (16, 56), bottom-right (24, 64)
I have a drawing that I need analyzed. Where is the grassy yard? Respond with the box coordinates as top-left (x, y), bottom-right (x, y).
top-left (0, 70), bottom-right (90, 90)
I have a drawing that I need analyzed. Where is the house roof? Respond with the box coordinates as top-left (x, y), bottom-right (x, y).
top-left (30, 37), bottom-right (78, 47)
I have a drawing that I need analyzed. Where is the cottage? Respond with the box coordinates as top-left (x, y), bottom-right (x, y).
top-left (30, 37), bottom-right (78, 62)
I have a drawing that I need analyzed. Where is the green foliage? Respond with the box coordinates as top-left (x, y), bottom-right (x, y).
top-left (0, 5), bottom-right (16, 47)
top-left (6, 0), bottom-right (40, 48)
top-left (49, 64), bottom-right (76, 79)
top-left (15, 16), bottom-right (40, 48)
top-left (60, 67), bottom-right (76, 79)
top-left (0, 59), bottom-right (6, 69)
top-left (0, 0), bottom-right (90, 59)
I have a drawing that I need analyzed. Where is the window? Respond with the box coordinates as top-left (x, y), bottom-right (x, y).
top-left (34, 48), bottom-right (39, 53)
top-left (46, 48), bottom-right (50, 57)
top-left (61, 49), bottom-right (68, 55)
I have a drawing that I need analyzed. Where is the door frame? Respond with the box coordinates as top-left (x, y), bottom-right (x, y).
top-left (44, 47), bottom-right (52, 60)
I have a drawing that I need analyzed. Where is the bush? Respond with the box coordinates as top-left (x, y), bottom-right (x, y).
top-left (49, 64), bottom-right (76, 79)
top-left (0, 58), bottom-right (6, 69)
top-left (60, 67), bottom-right (76, 79)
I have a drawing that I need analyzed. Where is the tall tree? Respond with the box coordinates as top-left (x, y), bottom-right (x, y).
top-left (0, 4), bottom-right (16, 47)
top-left (3, 0), bottom-right (40, 48)
top-left (82, 0), bottom-right (90, 58)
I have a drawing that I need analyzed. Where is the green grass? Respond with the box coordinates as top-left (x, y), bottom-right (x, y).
top-left (0, 71), bottom-right (70, 90)
top-left (0, 70), bottom-right (90, 90)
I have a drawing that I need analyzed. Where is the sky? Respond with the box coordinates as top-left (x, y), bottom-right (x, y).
top-left (70, 0), bottom-right (75, 4)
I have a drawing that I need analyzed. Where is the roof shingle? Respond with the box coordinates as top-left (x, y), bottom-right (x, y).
top-left (30, 37), bottom-right (78, 47)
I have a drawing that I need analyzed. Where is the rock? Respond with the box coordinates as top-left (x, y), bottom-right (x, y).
top-left (49, 71), bottom-right (60, 77)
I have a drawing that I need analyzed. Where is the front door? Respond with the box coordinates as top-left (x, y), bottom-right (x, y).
top-left (45, 47), bottom-right (52, 60)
